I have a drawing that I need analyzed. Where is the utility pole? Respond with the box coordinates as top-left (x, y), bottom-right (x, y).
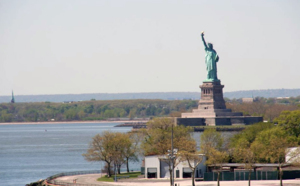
top-left (168, 123), bottom-right (177, 186)
top-left (114, 164), bottom-right (117, 182)
top-left (171, 123), bottom-right (174, 186)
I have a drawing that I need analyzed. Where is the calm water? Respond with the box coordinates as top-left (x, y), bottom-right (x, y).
top-left (0, 123), bottom-right (136, 186)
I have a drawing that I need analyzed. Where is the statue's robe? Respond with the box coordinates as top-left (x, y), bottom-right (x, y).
top-left (205, 48), bottom-right (219, 81)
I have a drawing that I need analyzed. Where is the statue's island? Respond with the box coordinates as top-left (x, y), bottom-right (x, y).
top-left (177, 32), bottom-right (263, 126)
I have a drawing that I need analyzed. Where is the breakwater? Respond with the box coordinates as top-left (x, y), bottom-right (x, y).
top-left (115, 122), bottom-right (147, 129)
top-left (115, 122), bottom-right (246, 132)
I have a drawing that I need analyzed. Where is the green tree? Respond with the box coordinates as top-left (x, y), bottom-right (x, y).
top-left (274, 110), bottom-right (300, 139)
top-left (84, 104), bottom-right (94, 114)
top-left (141, 117), bottom-right (196, 186)
top-left (83, 131), bottom-right (140, 176)
top-left (103, 109), bottom-right (115, 118)
top-left (110, 133), bottom-right (128, 174)
top-left (205, 148), bottom-right (228, 186)
top-left (179, 151), bottom-right (204, 186)
top-left (110, 132), bottom-right (140, 174)
top-left (200, 128), bottom-right (223, 155)
top-left (77, 110), bottom-right (86, 119)
top-left (64, 109), bottom-right (78, 120)
top-left (83, 131), bottom-right (133, 177)
top-left (230, 122), bottom-right (274, 148)
top-left (200, 128), bottom-right (228, 186)
top-left (0, 110), bottom-right (13, 122)
top-left (23, 108), bottom-right (39, 121)
top-left (232, 138), bottom-right (255, 186)
top-left (142, 118), bottom-right (195, 155)
top-left (251, 127), bottom-right (297, 186)
top-left (123, 132), bottom-right (141, 172)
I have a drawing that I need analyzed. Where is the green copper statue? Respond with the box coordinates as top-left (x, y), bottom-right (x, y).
top-left (201, 32), bottom-right (219, 82)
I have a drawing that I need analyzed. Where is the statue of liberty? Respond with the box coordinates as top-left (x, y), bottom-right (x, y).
top-left (201, 32), bottom-right (219, 82)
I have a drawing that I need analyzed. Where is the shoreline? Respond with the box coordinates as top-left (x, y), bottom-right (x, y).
top-left (0, 119), bottom-right (149, 126)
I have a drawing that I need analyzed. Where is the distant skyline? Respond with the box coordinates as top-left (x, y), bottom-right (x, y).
top-left (1, 0), bottom-right (299, 96)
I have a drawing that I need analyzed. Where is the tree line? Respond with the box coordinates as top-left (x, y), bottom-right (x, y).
top-left (1, 97), bottom-right (300, 122)
top-left (226, 97), bottom-right (300, 121)
top-left (0, 99), bottom-right (197, 122)
top-left (83, 111), bottom-right (300, 186)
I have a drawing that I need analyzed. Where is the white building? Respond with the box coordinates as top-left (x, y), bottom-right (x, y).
top-left (144, 155), bottom-right (206, 179)
top-left (242, 98), bottom-right (254, 103)
top-left (286, 147), bottom-right (300, 164)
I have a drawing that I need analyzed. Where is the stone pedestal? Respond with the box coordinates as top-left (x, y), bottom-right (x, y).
top-left (198, 81), bottom-right (226, 110)
top-left (182, 81), bottom-right (241, 118)
top-left (179, 81), bottom-right (263, 126)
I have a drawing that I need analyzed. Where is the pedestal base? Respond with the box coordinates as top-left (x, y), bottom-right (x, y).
top-left (180, 81), bottom-right (263, 126)
top-left (177, 116), bottom-right (263, 126)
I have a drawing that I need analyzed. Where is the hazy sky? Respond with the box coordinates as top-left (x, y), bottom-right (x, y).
top-left (1, 0), bottom-right (299, 96)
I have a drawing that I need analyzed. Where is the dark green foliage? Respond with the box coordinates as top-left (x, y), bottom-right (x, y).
top-left (0, 99), bottom-right (197, 122)
top-left (230, 122), bottom-right (299, 164)
top-left (84, 104), bottom-right (94, 114)
top-left (230, 122), bottom-right (274, 148)
top-left (274, 110), bottom-right (300, 138)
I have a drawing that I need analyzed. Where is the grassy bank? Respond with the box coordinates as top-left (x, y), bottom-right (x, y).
top-left (97, 171), bottom-right (141, 182)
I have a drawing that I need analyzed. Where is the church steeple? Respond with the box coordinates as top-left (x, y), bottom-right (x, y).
top-left (11, 91), bottom-right (15, 103)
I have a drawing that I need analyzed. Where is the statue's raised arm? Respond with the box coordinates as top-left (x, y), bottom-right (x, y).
top-left (201, 32), bottom-right (208, 49)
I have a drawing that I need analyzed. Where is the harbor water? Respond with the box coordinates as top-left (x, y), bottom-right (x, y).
top-left (0, 122), bottom-right (237, 186)
top-left (0, 122), bottom-right (136, 186)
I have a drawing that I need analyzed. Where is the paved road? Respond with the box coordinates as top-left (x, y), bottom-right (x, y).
top-left (54, 174), bottom-right (300, 186)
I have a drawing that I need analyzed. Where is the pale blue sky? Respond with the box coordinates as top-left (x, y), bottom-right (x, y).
top-left (0, 0), bottom-right (299, 95)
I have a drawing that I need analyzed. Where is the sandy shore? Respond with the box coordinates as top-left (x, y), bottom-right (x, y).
top-left (0, 120), bottom-right (149, 126)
